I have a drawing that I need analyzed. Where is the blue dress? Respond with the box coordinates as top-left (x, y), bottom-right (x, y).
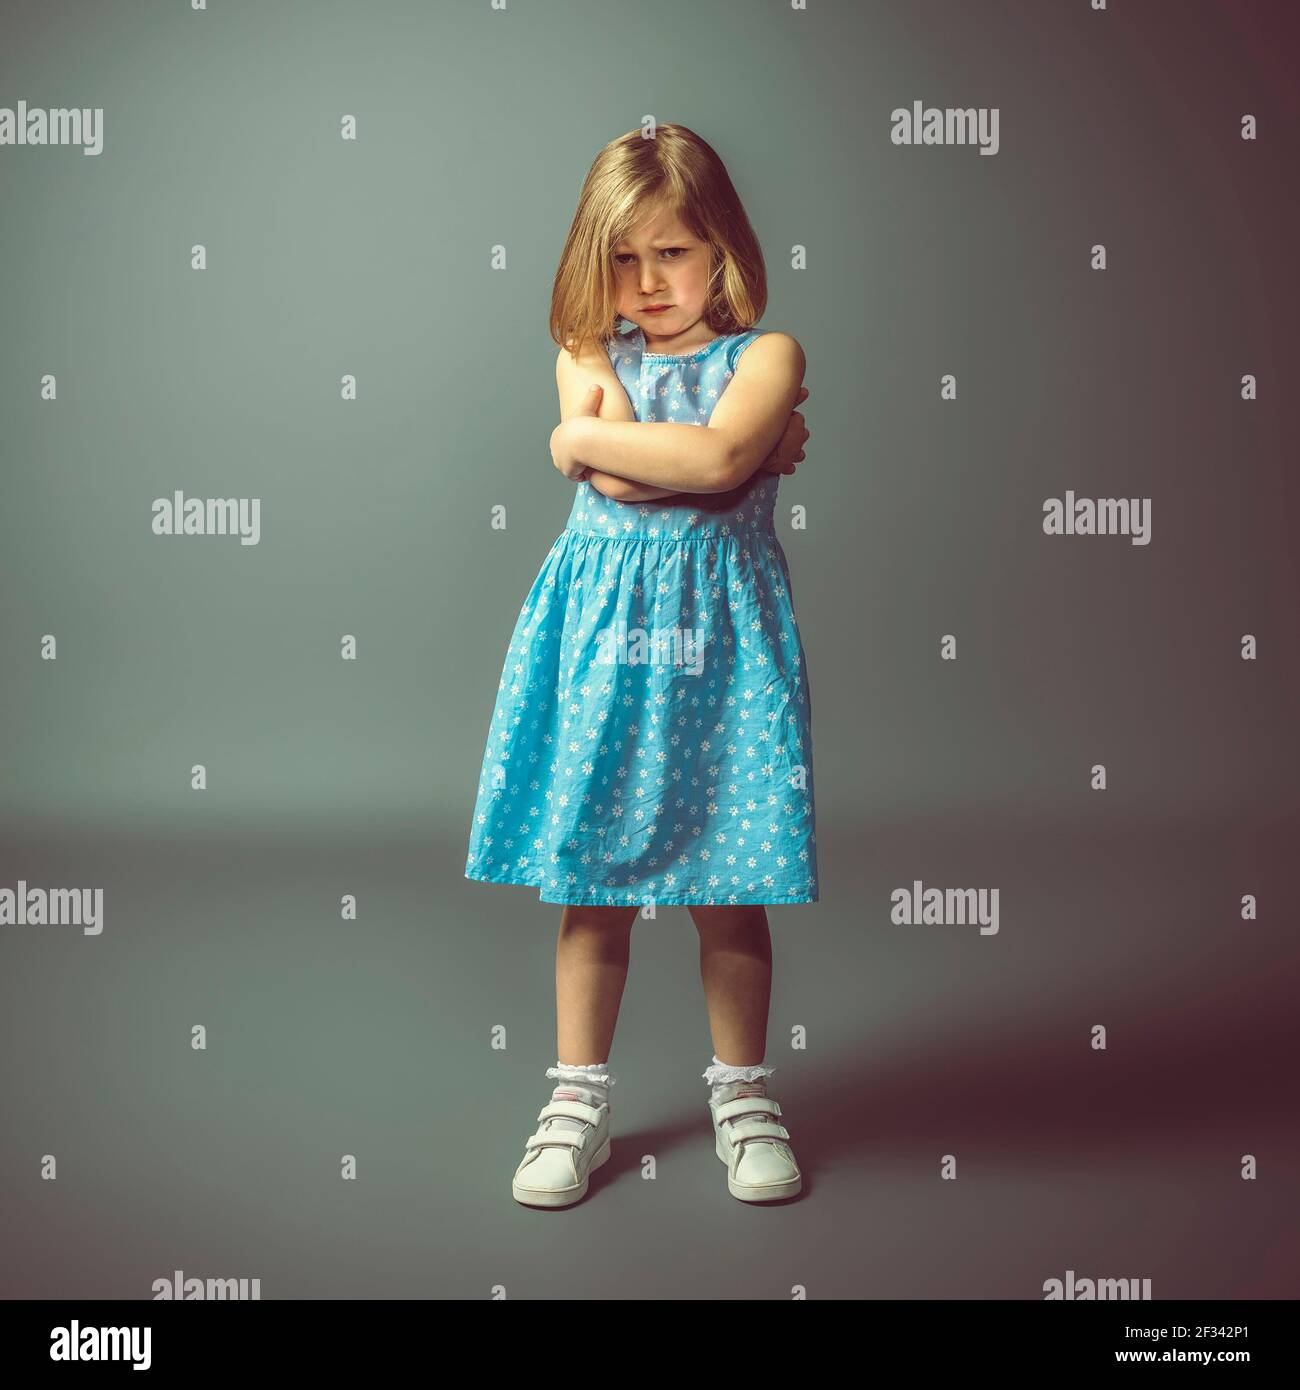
top-left (464, 324), bottom-right (818, 907)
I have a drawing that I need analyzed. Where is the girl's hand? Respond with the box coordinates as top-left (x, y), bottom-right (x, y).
top-left (759, 386), bottom-right (810, 476)
top-left (551, 384), bottom-right (603, 480)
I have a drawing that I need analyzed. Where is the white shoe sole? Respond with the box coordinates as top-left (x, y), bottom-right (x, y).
top-left (715, 1134), bottom-right (802, 1202)
top-left (512, 1133), bottom-right (612, 1208)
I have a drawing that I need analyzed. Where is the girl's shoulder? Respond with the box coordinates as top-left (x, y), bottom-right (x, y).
top-left (727, 327), bottom-right (767, 372)
top-left (726, 327), bottom-right (803, 375)
top-left (557, 334), bottom-right (630, 393)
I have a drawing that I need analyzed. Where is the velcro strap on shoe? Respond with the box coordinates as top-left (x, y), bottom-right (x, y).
top-left (525, 1129), bottom-right (585, 1151)
top-left (726, 1120), bottom-right (790, 1144)
top-left (538, 1100), bottom-right (601, 1125)
top-left (714, 1096), bottom-right (781, 1125)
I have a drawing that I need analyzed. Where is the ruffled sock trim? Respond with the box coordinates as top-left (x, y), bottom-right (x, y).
top-left (546, 1061), bottom-right (617, 1089)
top-left (702, 1053), bottom-right (776, 1086)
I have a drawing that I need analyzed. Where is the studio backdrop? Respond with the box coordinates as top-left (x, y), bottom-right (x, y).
top-left (1, 0), bottom-right (1296, 1301)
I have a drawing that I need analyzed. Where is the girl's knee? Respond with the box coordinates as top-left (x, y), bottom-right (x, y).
top-left (560, 904), bottom-right (638, 933)
top-left (689, 904), bottom-right (769, 934)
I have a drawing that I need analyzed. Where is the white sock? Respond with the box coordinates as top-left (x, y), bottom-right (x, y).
top-left (542, 1060), bottom-right (616, 1133)
top-left (703, 1053), bottom-right (776, 1110)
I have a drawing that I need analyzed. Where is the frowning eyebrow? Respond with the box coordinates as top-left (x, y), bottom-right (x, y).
top-left (613, 237), bottom-right (696, 250)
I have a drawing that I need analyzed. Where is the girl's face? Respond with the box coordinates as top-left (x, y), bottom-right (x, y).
top-left (611, 207), bottom-right (715, 350)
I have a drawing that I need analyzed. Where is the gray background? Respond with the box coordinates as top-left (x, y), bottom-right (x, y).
top-left (1, 0), bottom-right (1297, 1298)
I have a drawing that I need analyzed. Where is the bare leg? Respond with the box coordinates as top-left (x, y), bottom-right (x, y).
top-left (556, 904), bottom-right (638, 1064)
top-left (688, 905), bottom-right (772, 1064)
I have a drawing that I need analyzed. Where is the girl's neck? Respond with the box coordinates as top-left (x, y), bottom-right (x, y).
top-left (638, 318), bottom-right (719, 356)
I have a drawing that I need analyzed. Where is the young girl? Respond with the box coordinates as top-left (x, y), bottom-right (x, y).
top-left (464, 124), bottom-right (818, 1207)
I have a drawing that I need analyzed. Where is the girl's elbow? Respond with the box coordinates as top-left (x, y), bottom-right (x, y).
top-left (589, 473), bottom-right (634, 501)
top-left (711, 439), bottom-right (755, 492)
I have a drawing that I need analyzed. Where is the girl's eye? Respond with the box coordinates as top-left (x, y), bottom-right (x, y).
top-left (614, 249), bottom-right (686, 265)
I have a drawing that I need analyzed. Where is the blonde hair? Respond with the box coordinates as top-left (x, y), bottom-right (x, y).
top-left (550, 123), bottom-right (767, 353)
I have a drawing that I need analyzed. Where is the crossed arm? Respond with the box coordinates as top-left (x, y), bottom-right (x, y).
top-left (552, 334), bottom-right (807, 502)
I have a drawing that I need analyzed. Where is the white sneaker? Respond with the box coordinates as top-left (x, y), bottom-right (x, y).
top-left (709, 1081), bottom-right (802, 1202)
top-left (512, 1085), bottom-right (612, 1208)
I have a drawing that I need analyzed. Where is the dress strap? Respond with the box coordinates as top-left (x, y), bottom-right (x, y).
top-left (726, 329), bottom-right (768, 372)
